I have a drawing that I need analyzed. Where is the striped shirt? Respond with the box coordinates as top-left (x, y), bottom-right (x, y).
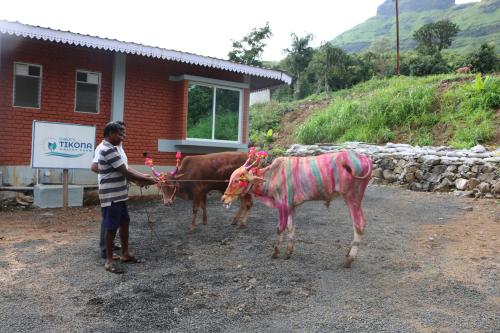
top-left (98, 140), bottom-right (128, 207)
top-left (93, 141), bottom-right (128, 183)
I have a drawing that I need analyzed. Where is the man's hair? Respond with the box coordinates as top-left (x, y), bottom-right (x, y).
top-left (115, 121), bottom-right (126, 127)
top-left (103, 122), bottom-right (124, 137)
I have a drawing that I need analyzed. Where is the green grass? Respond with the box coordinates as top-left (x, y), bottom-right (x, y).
top-left (248, 100), bottom-right (295, 147)
top-left (291, 74), bottom-right (499, 148)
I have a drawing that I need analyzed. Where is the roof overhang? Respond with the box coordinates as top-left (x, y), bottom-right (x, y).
top-left (0, 20), bottom-right (291, 91)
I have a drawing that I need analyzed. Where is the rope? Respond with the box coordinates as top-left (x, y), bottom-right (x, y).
top-left (139, 186), bottom-right (162, 245)
top-left (161, 179), bottom-right (229, 183)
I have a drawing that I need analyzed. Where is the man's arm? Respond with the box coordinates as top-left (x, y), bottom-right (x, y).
top-left (116, 164), bottom-right (157, 186)
top-left (91, 162), bottom-right (98, 174)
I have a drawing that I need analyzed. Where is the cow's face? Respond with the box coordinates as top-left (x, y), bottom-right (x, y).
top-left (158, 174), bottom-right (180, 206)
top-left (222, 167), bottom-right (264, 206)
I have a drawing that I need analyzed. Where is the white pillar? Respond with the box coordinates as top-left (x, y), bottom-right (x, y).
top-left (111, 52), bottom-right (126, 121)
top-left (0, 34), bottom-right (3, 77)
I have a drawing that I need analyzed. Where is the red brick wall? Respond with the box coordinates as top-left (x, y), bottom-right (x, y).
top-left (123, 56), bottom-right (248, 165)
top-left (0, 36), bottom-right (249, 167)
top-left (0, 36), bottom-right (112, 165)
top-left (242, 89), bottom-right (249, 144)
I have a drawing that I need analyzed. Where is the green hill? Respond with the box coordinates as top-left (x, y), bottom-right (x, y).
top-left (330, 0), bottom-right (500, 54)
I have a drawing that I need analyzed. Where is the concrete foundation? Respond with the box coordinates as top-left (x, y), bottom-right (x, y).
top-left (0, 164), bottom-right (173, 187)
top-left (34, 184), bottom-right (84, 208)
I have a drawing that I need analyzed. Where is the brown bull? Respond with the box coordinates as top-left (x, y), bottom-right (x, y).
top-left (456, 66), bottom-right (471, 74)
top-left (158, 152), bottom-right (253, 231)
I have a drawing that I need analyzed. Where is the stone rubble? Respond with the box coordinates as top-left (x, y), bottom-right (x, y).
top-left (286, 143), bottom-right (500, 198)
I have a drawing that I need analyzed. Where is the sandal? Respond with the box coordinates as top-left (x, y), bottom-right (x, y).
top-left (120, 256), bottom-right (144, 264)
top-left (104, 262), bottom-right (124, 274)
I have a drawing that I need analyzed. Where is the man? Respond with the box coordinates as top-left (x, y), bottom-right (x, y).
top-left (97, 122), bottom-right (157, 274)
top-left (92, 121), bottom-right (127, 259)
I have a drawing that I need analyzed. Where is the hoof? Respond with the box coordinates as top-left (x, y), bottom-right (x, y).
top-left (238, 224), bottom-right (246, 229)
top-left (231, 220), bottom-right (238, 226)
top-left (343, 257), bottom-right (354, 268)
top-left (284, 252), bottom-right (292, 260)
top-left (272, 249), bottom-right (280, 259)
top-left (189, 225), bottom-right (197, 232)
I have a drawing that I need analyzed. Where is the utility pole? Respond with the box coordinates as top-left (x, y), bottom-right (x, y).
top-left (395, 0), bottom-right (400, 76)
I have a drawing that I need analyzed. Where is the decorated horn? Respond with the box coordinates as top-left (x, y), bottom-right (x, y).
top-left (243, 147), bottom-right (257, 167)
top-left (170, 151), bottom-right (182, 176)
top-left (144, 153), bottom-right (162, 178)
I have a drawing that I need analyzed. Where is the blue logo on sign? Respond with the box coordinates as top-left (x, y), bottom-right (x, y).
top-left (48, 142), bottom-right (57, 152)
top-left (44, 137), bottom-right (93, 158)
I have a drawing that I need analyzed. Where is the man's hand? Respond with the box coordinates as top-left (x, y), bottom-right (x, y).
top-left (132, 174), bottom-right (158, 187)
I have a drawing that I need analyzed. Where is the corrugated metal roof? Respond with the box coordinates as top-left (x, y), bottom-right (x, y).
top-left (0, 20), bottom-right (292, 86)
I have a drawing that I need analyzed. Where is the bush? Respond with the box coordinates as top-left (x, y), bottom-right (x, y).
top-left (249, 101), bottom-right (292, 147)
top-left (402, 53), bottom-right (450, 76)
top-left (466, 43), bottom-right (498, 73)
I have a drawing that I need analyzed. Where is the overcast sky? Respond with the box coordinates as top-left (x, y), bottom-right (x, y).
top-left (0, 0), bottom-right (480, 61)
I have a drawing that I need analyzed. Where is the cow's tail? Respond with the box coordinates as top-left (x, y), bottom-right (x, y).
top-left (340, 154), bottom-right (372, 180)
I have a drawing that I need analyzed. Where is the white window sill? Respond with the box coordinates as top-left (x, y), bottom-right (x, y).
top-left (158, 139), bottom-right (247, 154)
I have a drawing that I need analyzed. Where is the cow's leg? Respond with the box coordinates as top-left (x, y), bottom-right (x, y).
top-left (272, 207), bottom-right (288, 258)
top-left (238, 194), bottom-right (253, 229)
top-left (343, 197), bottom-right (366, 268)
top-left (272, 227), bottom-right (284, 259)
top-left (285, 212), bottom-right (296, 259)
top-left (190, 196), bottom-right (201, 231)
top-left (201, 195), bottom-right (208, 225)
top-left (231, 202), bottom-right (243, 226)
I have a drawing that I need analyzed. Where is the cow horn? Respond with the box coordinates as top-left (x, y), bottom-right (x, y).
top-left (245, 160), bottom-right (257, 171)
top-left (170, 151), bottom-right (182, 176)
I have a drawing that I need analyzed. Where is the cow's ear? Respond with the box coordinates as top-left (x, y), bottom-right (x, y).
top-left (174, 173), bottom-right (185, 179)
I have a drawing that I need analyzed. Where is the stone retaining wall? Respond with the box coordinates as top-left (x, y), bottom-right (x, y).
top-left (286, 143), bottom-right (500, 198)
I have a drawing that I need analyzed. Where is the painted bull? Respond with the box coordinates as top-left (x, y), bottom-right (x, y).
top-left (155, 152), bottom-right (253, 231)
top-left (221, 151), bottom-right (372, 267)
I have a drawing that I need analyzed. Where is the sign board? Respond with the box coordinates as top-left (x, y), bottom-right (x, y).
top-left (31, 121), bottom-right (96, 169)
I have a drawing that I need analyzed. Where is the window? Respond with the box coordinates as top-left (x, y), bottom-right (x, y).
top-left (75, 70), bottom-right (100, 113)
top-left (187, 83), bottom-right (241, 142)
top-left (13, 63), bottom-right (42, 108)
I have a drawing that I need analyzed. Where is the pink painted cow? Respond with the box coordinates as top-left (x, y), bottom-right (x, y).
top-left (221, 151), bottom-right (372, 267)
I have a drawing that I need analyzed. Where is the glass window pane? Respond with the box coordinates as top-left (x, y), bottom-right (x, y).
top-left (28, 66), bottom-right (40, 77)
top-left (214, 88), bottom-right (239, 141)
top-left (76, 72), bottom-right (87, 82)
top-left (76, 82), bottom-right (98, 113)
top-left (187, 84), bottom-right (213, 139)
top-left (14, 76), bottom-right (40, 107)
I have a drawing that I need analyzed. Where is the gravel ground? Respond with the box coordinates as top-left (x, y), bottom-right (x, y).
top-left (0, 185), bottom-right (498, 332)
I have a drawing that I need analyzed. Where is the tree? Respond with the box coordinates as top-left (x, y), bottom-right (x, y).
top-left (467, 43), bottom-right (498, 73)
top-left (283, 33), bottom-right (315, 99)
top-left (307, 43), bottom-right (353, 93)
top-left (228, 22), bottom-right (272, 66)
top-left (368, 37), bottom-right (394, 77)
top-left (413, 20), bottom-right (460, 55)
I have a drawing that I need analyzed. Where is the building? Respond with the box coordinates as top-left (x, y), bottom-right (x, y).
top-left (0, 20), bottom-right (291, 188)
top-left (249, 89), bottom-right (271, 106)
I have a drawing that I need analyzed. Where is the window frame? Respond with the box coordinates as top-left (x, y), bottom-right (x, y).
top-left (186, 80), bottom-right (244, 144)
top-left (12, 62), bottom-right (43, 109)
top-left (74, 69), bottom-right (101, 114)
